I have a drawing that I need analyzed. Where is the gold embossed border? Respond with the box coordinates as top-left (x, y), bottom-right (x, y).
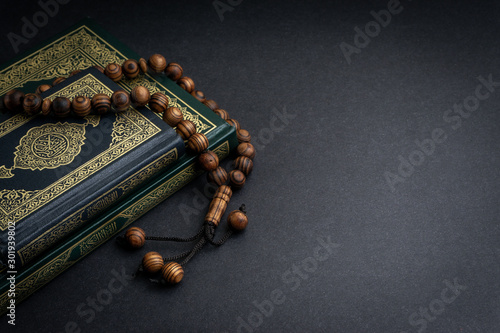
top-left (0, 73), bottom-right (161, 230)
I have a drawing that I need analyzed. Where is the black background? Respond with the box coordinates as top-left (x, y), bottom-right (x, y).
top-left (0, 0), bottom-right (499, 332)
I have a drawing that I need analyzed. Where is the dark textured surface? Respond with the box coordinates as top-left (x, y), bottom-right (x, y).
top-left (1, 1), bottom-right (499, 332)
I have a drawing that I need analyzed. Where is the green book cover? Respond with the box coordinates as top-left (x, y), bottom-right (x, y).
top-left (0, 18), bottom-right (238, 313)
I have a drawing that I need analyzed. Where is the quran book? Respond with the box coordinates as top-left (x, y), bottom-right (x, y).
top-left (0, 68), bottom-right (184, 267)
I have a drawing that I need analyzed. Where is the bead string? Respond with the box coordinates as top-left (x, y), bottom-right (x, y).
top-left (0, 54), bottom-right (255, 285)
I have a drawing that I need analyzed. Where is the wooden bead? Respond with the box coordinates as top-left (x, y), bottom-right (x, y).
top-left (36, 84), bottom-right (51, 95)
top-left (177, 77), bottom-right (195, 93)
top-left (41, 98), bottom-right (52, 116)
top-left (111, 91), bottom-right (130, 112)
top-left (149, 92), bottom-right (169, 113)
top-left (142, 252), bottom-right (164, 274)
top-left (165, 62), bottom-right (183, 81)
top-left (138, 58), bottom-right (148, 73)
top-left (52, 97), bottom-right (71, 117)
top-left (93, 65), bottom-right (104, 73)
top-left (234, 156), bottom-right (253, 175)
top-left (163, 106), bottom-right (183, 127)
top-left (4, 90), bottom-right (25, 112)
top-left (161, 262), bottom-right (184, 284)
top-left (70, 70), bottom-right (81, 76)
top-left (148, 54), bottom-right (167, 73)
top-left (187, 133), bottom-right (209, 153)
top-left (237, 129), bottom-right (251, 143)
top-left (203, 99), bottom-right (218, 111)
top-left (92, 94), bottom-right (112, 114)
top-left (205, 185), bottom-right (232, 226)
top-left (198, 151), bottom-right (219, 171)
top-left (105, 63), bottom-right (123, 82)
top-left (72, 96), bottom-right (91, 117)
top-left (52, 76), bottom-right (65, 86)
top-left (226, 118), bottom-right (241, 130)
top-left (125, 227), bottom-right (146, 249)
top-left (207, 166), bottom-right (228, 186)
top-left (227, 210), bottom-right (248, 231)
top-left (122, 59), bottom-right (140, 79)
top-left (22, 93), bottom-right (42, 115)
top-left (213, 108), bottom-right (229, 120)
top-left (130, 86), bottom-right (150, 107)
top-left (175, 120), bottom-right (197, 140)
top-left (236, 142), bottom-right (256, 160)
top-left (229, 170), bottom-right (246, 189)
top-left (191, 90), bottom-right (206, 103)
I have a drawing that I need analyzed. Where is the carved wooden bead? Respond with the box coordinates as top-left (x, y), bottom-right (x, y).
top-left (92, 94), bottom-right (112, 114)
top-left (4, 90), bottom-right (25, 112)
top-left (70, 70), bottom-right (81, 76)
top-left (187, 133), bottom-right (209, 153)
top-left (163, 106), bottom-right (183, 127)
top-left (229, 170), bottom-right (246, 189)
top-left (226, 118), bottom-right (241, 130)
top-left (105, 63), bottom-right (123, 82)
top-left (236, 142), bottom-right (256, 160)
top-left (138, 58), bottom-right (148, 73)
top-left (130, 86), bottom-right (150, 107)
top-left (165, 62), bottom-right (183, 81)
top-left (111, 91), bottom-right (131, 112)
top-left (207, 166), bottom-right (228, 186)
top-left (149, 92), bottom-right (169, 113)
top-left (93, 65), bottom-right (104, 73)
top-left (227, 210), bottom-right (248, 231)
top-left (175, 120), bottom-right (196, 140)
top-left (122, 59), bottom-right (140, 79)
top-left (125, 227), bottom-right (146, 248)
top-left (142, 252), bottom-right (164, 274)
top-left (161, 262), bottom-right (184, 284)
top-left (36, 84), bottom-right (51, 95)
top-left (191, 90), bottom-right (206, 103)
top-left (52, 97), bottom-right (71, 117)
top-left (234, 156), bottom-right (253, 175)
top-left (177, 77), bottom-right (195, 93)
top-left (213, 108), bottom-right (229, 120)
top-left (72, 96), bottom-right (91, 117)
top-left (205, 185), bottom-right (232, 226)
top-left (52, 76), bottom-right (65, 86)
top-left (148, 54), bottom-right (167, 73)
top-left (237, 129), bottom-right (251, 143)
top-left (203, 99), bottom-right (218, 111)
top-left (198, 150), bottom-right (219, 171)
top-left (41, 98), bottom-right (52, 116)
top-left (22, 93), bottom-right (42, 115)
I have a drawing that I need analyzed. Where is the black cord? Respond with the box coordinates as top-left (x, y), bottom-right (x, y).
top-left (180, 236), bottom-right (207, 266)
top-left (145, 225), bottom-right (204, 242)
top-left (207, 229), bottom-right (233, 246)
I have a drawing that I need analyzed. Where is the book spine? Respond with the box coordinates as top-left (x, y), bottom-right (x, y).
top-left (0, 138), bottom-right (234, 316)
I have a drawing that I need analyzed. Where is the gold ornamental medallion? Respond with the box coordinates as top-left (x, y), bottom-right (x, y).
top-left (13, 122), bottom-right (86, 171)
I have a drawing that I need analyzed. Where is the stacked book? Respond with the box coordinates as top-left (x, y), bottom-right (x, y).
top-left (0, 19), bottom-right (238, 314)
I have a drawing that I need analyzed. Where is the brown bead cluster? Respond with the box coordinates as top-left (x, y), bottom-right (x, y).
top-left (1, 53), bottom-right (253, 285)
